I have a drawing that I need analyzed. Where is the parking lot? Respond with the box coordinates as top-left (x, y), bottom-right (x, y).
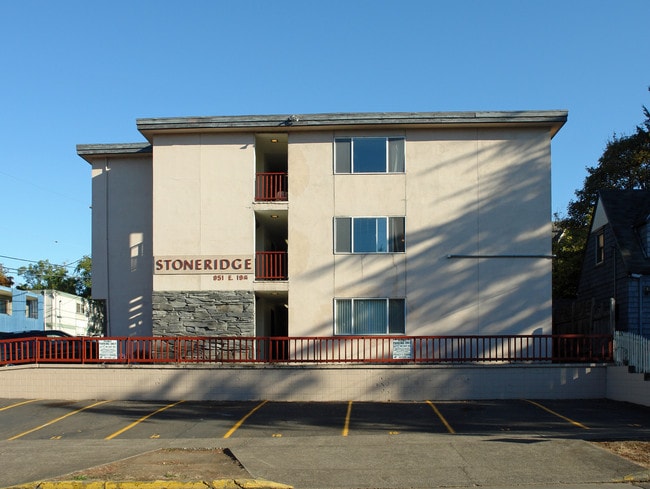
top-left (1, 398), bottom-right (649, 442)
top-left (1, 398), bottom-right (649, 488)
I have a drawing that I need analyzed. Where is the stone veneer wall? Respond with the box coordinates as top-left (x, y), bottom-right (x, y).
top-left (152, 291), bottom-right (254, 336)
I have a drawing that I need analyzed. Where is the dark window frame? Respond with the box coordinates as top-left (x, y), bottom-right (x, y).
top-left (334, 137), bottom-right (405, 174)
top-left (334, 298), bottom-right (406, 335)
top-left (596, 230), bottom-right (605, 264)
top-left (0, 297), bottom-right (9, 315)
top-left (334, 216), bottom-right (405, 254)
top-left (25, 298), bottom-right (38, 319)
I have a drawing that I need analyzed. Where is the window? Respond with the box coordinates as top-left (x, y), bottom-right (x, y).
top-left (639, 222), bottom-right (650, 257)
top-left (596, 231), bottom-right (605, 264)
top-left (76, 302), bottom-right (85, 315)
top-left (26, 298), bottom-right (38, 319)
top-left (335, 217), bottom-right (405, 253)
top-left (0, 297), bottom-right (9, 314)
top-left (335, 298), bottom-right (405, 335)
top-left (335, 137), bottom-right (405, 173)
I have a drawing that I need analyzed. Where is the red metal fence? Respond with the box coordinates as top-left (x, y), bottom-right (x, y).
top-left (0, 334), bottom-right (613, 366)
top-left (255, 172), bottom-right (288, 201)
top-left (255, 251), bottom-right (288, 280)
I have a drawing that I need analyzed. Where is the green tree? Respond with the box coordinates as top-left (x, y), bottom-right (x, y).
top-left (553, 89), bottom-right (650, 298)
top-left (552, 219), bottom-right (589, 299)
top-left (74, 255), bottom-right (92, 298)
top-left (16, 255), bottom-right (93, 297)
top-left (567, 127), bottom-right (650, 228)
top-left (17, 260), bottom-right (77, 293)
top-left (0, 264), bottom-right (14, 287)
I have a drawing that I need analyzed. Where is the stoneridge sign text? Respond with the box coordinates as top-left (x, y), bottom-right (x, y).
top-left (154, 255), bottom-right (254, 275)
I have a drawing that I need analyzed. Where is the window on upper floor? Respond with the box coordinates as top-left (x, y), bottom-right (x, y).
top-left (596, 231), bottom-right (605, 264)
top-left (334, 298), bottom-right (405, 335)
top-left (637, 221), bottom-right (650, 257)
top-left (25, 298), bottom-right (38, 319)
top-left (334, 217), bottom-right (405, 253)
top-left (0, 297), bottom-right (9, 315)
top-left (335, 137), bottom-right (405, 173)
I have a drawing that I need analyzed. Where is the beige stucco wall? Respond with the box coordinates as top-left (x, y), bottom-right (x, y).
top-left (152, 133), bottom-right (256, 292)
top-left (288, 127), bottom-right (552, 337)
top-left (0, 363), bottom-right (607, 401)
top-left (403, 128), bottom-right (552, 336)
top-left (91, 155), bottom-right (152, 336)
top-left (94, 124), bottom-right (554, 338)
top-left (287, 132), bottom-right (335, 335)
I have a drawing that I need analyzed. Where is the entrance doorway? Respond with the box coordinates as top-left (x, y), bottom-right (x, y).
top-left (255, 291), bottom-right (288, 360)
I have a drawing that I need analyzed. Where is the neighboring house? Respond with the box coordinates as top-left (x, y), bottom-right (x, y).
top-left (0, 286), bottom-right (43, 333)
top-left (77, 111), bottom-right (567, 338)
top-left (576, 189), bottom-right (650, 338)
top-left (0, 287), bottom-right (101, 336)
top-left (41, 289), bottom-right (102, 336)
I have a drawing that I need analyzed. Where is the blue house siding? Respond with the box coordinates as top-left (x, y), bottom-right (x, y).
top-left (625, 279), bottom-right (650, 337)
top-left (0, 286), bottom-right (44, 333)
top-left (573, 190), bottom-right (650, 339)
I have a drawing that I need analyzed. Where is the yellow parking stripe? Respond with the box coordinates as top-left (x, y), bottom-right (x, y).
top-left (426, 401), bottom-right (456, 434)
top-left (223, 400), bottom-right (268, 439)
top-left (524, 399), bottom-right (590, 430)
top-left (8, 400), bottom-right (110, 440)
top-left (0, 399), bottom-right (42, 411)
top-left (342, 401), bottom-right (353, 437)
top-left (105, 400), bottom-right (185, 440)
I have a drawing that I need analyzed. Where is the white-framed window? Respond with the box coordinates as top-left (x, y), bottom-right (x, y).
top-left (25, 298), bottom-right (38, 319)
top-left (334, 298), bottom-right (405, 335)
top-left (596, 231), bottom-right (605, 264)
top-left (335, 137), bottom-right (405, 173)
top-left (334, 217), bottom-right (405, 253)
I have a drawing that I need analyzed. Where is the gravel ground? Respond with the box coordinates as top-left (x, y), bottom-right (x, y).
top-left (55, 448), bottom-right (250, 482)
top-left (596, 441), bottom-right (650, 468)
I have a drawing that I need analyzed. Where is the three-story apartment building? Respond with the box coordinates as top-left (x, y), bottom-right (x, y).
top-left (78, 111), bottom-right (566, 340)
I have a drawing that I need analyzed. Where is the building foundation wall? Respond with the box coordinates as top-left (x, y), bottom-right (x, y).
top-left (0, 364), bottom-right (607, 401)
top-left (606, 366), bottom-right (650, 407)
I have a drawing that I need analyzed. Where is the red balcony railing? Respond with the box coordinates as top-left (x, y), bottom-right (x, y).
top-left (0, 334), bottom-right (614, 365)
top-left (255, 251), bottom-right (288, 280)
top-left (255, 172), bottom-right (288, 201)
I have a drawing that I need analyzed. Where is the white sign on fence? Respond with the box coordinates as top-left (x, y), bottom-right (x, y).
top-left (392, 339), bottom-right (413, 360)
top-left (98, 340), bottom-right (118, 360)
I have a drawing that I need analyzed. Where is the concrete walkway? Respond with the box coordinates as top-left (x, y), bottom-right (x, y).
top-left (1, 434), bottom-right (649, 489)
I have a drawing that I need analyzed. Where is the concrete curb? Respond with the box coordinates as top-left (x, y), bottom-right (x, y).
top-left (613, 470), bottom-right (650, 483)
top-left (2, 480), bottom-right (293, 489)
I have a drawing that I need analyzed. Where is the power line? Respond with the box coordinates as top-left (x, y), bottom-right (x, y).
top-left (0, 254), bottom-right (84, 269)
top-left (0, 169), bottom-right (88, 206)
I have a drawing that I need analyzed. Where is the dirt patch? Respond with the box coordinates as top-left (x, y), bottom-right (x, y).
top-left (596, 441), bottom-right (650, 469)
top-left (56, 448), bottom-right (250, 482)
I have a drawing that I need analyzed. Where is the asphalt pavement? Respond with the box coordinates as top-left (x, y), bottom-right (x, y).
top-left (0, 399), bottom-right (649, 489)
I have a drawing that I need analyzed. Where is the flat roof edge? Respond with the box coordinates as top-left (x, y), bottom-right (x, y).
top-left (136, 110), bottom-right (568, 132)
top-left (77, 143), bottom-right (152, 155)
top-left (76, 143), bottom-right (152, 164)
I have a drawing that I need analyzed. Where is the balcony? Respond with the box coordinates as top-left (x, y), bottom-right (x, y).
top-left (255, 172), bottom-right (288, 202)
top-left (255, 251), bottom-right (288, 280)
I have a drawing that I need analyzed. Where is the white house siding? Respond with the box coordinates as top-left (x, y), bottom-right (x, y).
top-left (42, 290), bottom-right (94, 336)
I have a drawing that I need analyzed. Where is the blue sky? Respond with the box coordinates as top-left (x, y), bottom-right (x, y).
top-left (0, 0), bottom-right (648, 280)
